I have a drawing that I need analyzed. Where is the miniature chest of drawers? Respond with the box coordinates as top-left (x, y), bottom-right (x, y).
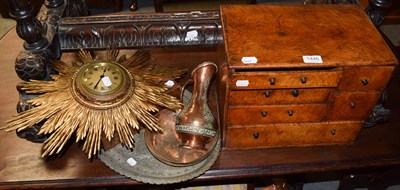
top-left (220, 5), bottom-right (398, 149)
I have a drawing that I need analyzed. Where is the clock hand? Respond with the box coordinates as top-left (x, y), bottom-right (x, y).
top-left (93, 68), bottom-right (107, 90)
top-left (93, 75), bottom-right (104, 90)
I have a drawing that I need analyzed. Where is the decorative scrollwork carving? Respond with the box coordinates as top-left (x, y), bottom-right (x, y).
top-left (58, 11), bottom-right (223, 50)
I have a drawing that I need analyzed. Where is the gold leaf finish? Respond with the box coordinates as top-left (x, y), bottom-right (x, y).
top-left (1, 49), bottom-right (186, 158)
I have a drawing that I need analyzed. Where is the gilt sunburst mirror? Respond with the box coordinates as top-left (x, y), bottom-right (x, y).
top-left (2, 49), bottom-right (186, 158)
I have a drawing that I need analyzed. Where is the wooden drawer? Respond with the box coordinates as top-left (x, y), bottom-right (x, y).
top-left (323, 91), bottom-right (381, 121)
top-left (221, 5), bottom-right (399, 149)
top-left (228, 104), bottom-right (325, 125)
top-left (337, 66), bottom-right (395, 91)
top-left (230, 70), bottom-right (342, 90)
top-left (225, 121), bottom-right (363, 148)
top-left (229, 88), bottom-right (333, 105)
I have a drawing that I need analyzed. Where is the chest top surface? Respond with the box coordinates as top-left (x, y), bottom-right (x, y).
top-left (221, 5), bottom-right (398, 69)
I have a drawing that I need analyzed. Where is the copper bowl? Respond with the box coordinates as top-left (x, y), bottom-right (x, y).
top-left (145, 109), bottom-right (219, 166)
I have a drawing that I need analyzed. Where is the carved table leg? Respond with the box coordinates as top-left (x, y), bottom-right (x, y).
top-left (364, 0), bottom-right (394, 127)
top-left (7, 0), bottom-right (63, 81)
top-left (8, 0), bottom-right (50, 142)
top-left (8, 0), bottom-right (48, 53)
top-left (15, 86), bottom-right (49, 142)
top-left (365, 0), bottom-right (392, 25)
top-left (7, 0), bottom-right (66, 142)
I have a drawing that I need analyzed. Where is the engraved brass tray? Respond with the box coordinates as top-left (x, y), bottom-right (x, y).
top-left (98, 128), bottom-right (221, 184)
top-left (98, 87), bottom-right (220, 184)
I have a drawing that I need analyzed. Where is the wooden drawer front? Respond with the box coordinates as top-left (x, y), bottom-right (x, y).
top-left (228, 104), bottom-right (325, 125)
top-left (225, 121), bottom-right (363, 148)
top-left (323, 92), bottom-right (380, 121)
top-left (338, 66), bottom-right (394, 91)
top-left (229, 88), bottom-right (333, 105)
top-left (231, 70), bottom-right (342, 90)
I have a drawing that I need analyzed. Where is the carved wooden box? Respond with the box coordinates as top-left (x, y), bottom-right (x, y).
top-left (220, 5), bottom-right (398, 148)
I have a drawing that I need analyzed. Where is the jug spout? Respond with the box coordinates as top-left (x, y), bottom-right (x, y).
top-left (175, 62), bottom-right (218, 150)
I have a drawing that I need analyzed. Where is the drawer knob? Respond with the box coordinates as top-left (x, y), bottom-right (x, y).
top-left (261, 111), bottom-right (267, 117)
top-left (287, 110), bottom-right (294, 116)
top-left (292, 89), bottom-right (299, 97)
top-left (300, 76), bottom-right (307, 84)
top-left (362, 79), bottom-right (368, 86)
top-left (269, 78), bottom-right (276, 85)
top-left (331, 129), bottom-right (336, 135)
top-left (350, 102), bottom-right (356, 108)
top-left (253, 132), bottom-right (259, 139)
top-left (264, 90), bottom-right (271, 97)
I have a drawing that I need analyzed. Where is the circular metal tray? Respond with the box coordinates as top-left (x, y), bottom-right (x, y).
top-left (98, 127), bottom-right (220, 184)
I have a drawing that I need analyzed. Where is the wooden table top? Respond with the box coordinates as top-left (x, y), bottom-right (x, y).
top-left (1, 28), bottom-right (400, 189)
top-left (221, 5), bottom-right (398, 69)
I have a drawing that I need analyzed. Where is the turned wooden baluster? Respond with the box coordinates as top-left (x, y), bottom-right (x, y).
top-left (7, 0), bottom-right (66, 142)
top-left (7, 0), bottom-right (48, 52)
top-left (7, 0), bottom-right (64, 81)
top-left (7, 0), bottom-right (71, 81)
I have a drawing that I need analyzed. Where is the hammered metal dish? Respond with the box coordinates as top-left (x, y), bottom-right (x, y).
top-left (145, 109), bottom-right (219, 166)
top-left (98, 128), bottom-right (221, 184)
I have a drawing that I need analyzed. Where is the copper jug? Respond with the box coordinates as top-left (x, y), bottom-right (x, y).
top-left (175, 62), bottom-right (218, 151)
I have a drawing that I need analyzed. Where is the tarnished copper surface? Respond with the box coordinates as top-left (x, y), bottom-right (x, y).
top-left (175, 62), bottom-right (219, 151)
top-left (145, 109), bottom-right (219, 166)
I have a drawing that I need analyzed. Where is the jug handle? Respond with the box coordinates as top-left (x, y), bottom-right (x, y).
top-left (180, 78), bottom-right (194, 102)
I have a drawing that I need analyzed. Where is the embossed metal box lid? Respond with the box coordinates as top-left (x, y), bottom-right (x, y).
top-left (221, 5), bottom-right (398, 69)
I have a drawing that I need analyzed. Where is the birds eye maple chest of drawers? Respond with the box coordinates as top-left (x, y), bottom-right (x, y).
top-left (219, 5), bottom-right (398, 149)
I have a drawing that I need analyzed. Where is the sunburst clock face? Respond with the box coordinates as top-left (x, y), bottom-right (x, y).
top-left (73, 61), bottom-right (133, 108)
top-left (1, 49), bottom-right (185, 158)
top-left (78, 62), bottom-right (127, 96)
